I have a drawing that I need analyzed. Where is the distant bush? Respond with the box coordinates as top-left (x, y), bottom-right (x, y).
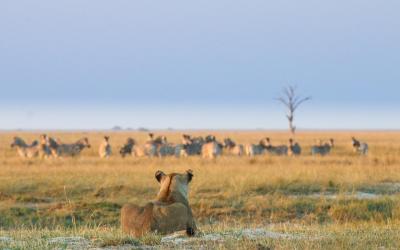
top-left (111, 126), bottom-right (123, 131)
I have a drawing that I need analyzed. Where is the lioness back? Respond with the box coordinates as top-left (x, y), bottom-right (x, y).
top-left (121, 203), bottom-right (153, 237)
top-left (121, 170), bottom-right (196, 237)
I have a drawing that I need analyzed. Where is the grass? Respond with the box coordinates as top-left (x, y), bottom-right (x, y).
top-left (1, 223), bottom-right (399, 249)
top-left (1, 130), bottom-right (400, 249)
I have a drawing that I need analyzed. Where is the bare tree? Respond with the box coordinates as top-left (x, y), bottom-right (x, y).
top-left (276, 85), bottom-right (311, 135)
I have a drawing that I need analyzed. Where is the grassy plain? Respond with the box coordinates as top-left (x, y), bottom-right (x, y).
top-left (1, 130), bottom-right (400, 249)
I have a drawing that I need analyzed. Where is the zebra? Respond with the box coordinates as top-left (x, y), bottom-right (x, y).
top-left (10, 137), bottom-right (40, 158)
top-left (352, 137), bottom-right (368, 155)
top-left (311, 139), bottom-right (334, 156)
top-left (202, 141), bottom-right (222, 159)
top-left (288, 138), bottom-right (301, 156)
top-left (244, 138), bottom-right (269, 156)
top-left (37, 134), bottom-right (55, 158)
top-left (264, 137), bottom-right (288, 156)
top-left (53, 137), bottom-right (91, 157)
top-left (178, 134), bottom-right (205, 157)
top-left (201, 135), bottom-right (223, 159)
top-left (122, 138), bottom-right (157, 157)
top-left (119, 138), bottom-right (135, 157)
top-left (158, 143), bottom-right (177, 157)
top-left (99, 136), bottom-right (112, 158)
top-left (223, 138), bottom-right (244, 156)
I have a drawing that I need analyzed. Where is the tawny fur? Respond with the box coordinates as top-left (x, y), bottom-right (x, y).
top-left (121, 170), bottom-right (196, 237)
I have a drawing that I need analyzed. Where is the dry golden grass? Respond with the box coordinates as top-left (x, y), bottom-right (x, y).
top-left (1, 130), bottom-right (400, 249)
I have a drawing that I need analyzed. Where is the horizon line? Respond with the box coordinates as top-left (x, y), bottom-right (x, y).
top-left (1, 128), bottom-right (400, 132)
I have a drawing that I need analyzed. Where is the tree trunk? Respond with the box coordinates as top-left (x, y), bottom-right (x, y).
top-left (287, 112), bottom-right (295, 135)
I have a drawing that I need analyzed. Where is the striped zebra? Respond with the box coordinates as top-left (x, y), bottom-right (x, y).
top-left (201, 135), bottom-right (222, 159)
top-left (158, 143), bottom-right (177, 157)
top-left (99, 136), bottom-right (112, 158)
top-left (44, 136), bottom-right (62, 158)
top-left (10, 137), bottom-right (40, 158)
top-left (352, 137), bottom-right (368, 155)
top-left (38, 134), bottom-right (55, 158)
top-left (131, 143), bottom-right (157, 157)
top-left (223, 138), bottom-right (244, 156)
top-left (244, 138), bottom-right (268, 156)
top-left (156, 136), bottom-right (176, 157)
top-left (53, 137), bottom-right (91, 157)
top-left (288, 138), bottom-right (301, 156)
top-left (202, 141), bottom-right (222, 159)
top-left (119, 138), bottom-right (135, 157)
top-left (264, 137), bottom-right (288, 156)
top-left (142, 133), bottom-right (168, 157)
top-left (178, 135), bottom-right (204, 157)
top-left (119, 139), bottom-right (157, 157)
top-left (311, 139), bottom-right (334, 156)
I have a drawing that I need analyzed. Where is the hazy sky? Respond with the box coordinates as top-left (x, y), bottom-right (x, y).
top-left (1, 1), bottom-right (399, 129)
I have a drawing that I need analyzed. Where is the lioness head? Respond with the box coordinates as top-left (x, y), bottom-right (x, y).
top-left (155, 170), bottom-right (193, 203)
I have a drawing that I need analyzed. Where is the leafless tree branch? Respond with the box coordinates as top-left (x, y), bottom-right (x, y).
top-left (276, 85), bottom-right (311, 134)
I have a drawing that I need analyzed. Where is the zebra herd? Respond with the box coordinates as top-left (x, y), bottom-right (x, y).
top-left (10, 134), bottom-right (91, 158)
top-left (9, 133), bottom-right (369, 159)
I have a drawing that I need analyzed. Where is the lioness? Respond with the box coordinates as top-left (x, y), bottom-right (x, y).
top-left (121, 170), bottom-right (196, 237)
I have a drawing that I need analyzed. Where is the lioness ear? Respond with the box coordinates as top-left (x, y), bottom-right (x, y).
top-left (186, 169), bottom-right (193, 183)
top-left (155, 170), bottom-right (165, 183)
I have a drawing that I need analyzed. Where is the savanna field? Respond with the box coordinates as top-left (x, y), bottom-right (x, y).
top-left (1, 131), bottom-right (400, 249)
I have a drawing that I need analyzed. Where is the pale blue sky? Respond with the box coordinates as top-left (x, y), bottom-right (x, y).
top-left (1, 1), bottom-right (399, 129)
